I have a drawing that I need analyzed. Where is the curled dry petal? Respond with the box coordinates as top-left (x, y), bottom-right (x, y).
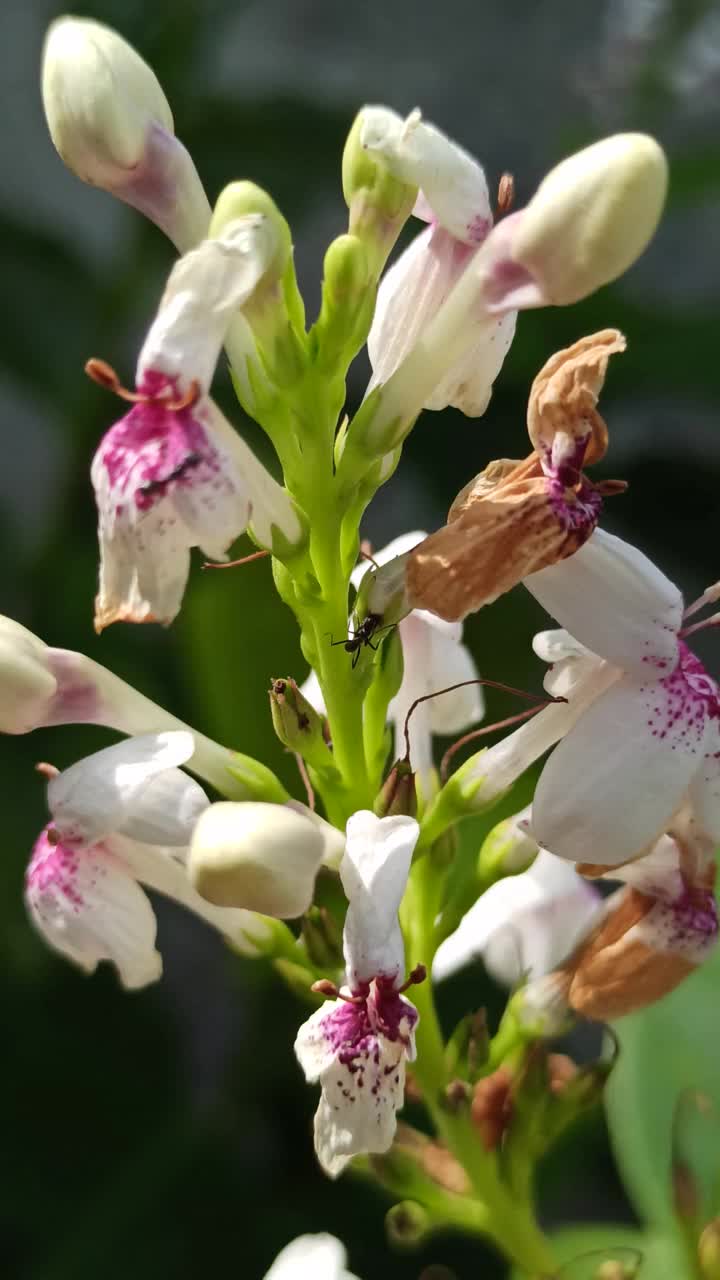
top-left (406, 453), bottom-right (601, 621)
top-left (527, 329), bottom-right (626, 467)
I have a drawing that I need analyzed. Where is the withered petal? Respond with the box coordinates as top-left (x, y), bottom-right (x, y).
top-left (527, 328), bottom-right (626, 467)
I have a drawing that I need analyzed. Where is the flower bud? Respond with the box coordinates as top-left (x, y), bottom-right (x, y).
top-left (384, 1201), bottom-right (431, 1248)
top-left (699, 1220), bottom-right (720, 1279)
top-left (342, 108), bottom-right (417, 275)
top-left (477, 807), bottom-right (538, 881)
top-left (353, 553), bottom-right (412, 628)
top-left (269, 678), bottom-right (339, 782)
top-left (0, 617), bottom-right (57, 733)
top-left (374, 759), bottom-right (418, 818)
top-left (507, 134), bottom-right (668, 308)
top-left (41, 17), bottom-right (209, 251)
top-left (188, 802), bottom-right (325, 917)
top-left (210, 182), bottom-right (306, 386)
top-left (314, 234), bottom-right (372, 368)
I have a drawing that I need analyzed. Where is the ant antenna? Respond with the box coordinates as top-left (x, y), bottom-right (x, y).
top-left (401, 677), bottom-right (561, 768)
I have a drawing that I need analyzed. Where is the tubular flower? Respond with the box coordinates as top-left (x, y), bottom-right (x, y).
top-left (25, 733), bottom-right (271, 988)
top-left (405, 331), bottom-right (626, 621)
top-left (362, 107), bottom-right (516, 416)
top-left (264, 1235), bottom-right (359, 1280)
top-left (527, 533), bottom-right (720, 867)
top-left (529, 826), bottom-right (718, 1022)
top-left (294, 811), bottom-right (420, 1178)
top-left (42, 17), bottom-right (210, 253)
top-left (300, 533), bottom-right (484, 786)
top-left (434, 841), bottom-right (602, 986)
top-left (90, 218), bottom-right (303, 630)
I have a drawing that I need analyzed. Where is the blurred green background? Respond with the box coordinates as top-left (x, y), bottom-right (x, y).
top-left (2, 0), bottom-right (720, 1276)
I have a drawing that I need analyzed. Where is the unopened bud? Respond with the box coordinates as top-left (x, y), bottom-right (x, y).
top-left (353, 553), bottom-right (412, 628)
top-left (477, 807), bottom-right (538, 881)
top-left (270, 678), bottom-right (338, 781)
top-left (0, 617), bottom-right (57, 733)
top-left (42, 17), bottom-right (209, 251)
top-left (699, 1219), bottom-right (720, 1279)
top-left (314, 234), bottom-right (372, 367)
top-left (385, 1200), bottom-right (431, 1247)
top-left (374, 759), bottom-right (418, 818)
top-left (342, 108), bottom-right (417, 275)
top-left (508, 133), bottom-right (668, 308)
top-left (210, 182), bottom-right (305, 385)
top-left (188, 802), bottom-right (324, 917)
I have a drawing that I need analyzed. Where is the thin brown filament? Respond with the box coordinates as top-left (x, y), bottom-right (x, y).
top-left (202, 549), bottom-right (271, 571)
top-left (402, 677), bottom-right (553, 766)
top-left (440, 703), bottom-right (559, 783)
top-left (496, 172), bottom-right (515, 218)
top-left (85, 358), bottom-right (201, 411)
top-left (294, 752), bottom-right (316, 812)
top-left (679, 611), bottom-right (720, 641)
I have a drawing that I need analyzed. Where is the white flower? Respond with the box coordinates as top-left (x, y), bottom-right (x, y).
top-left (362, 107), bottom-right (516, 417)
top-left (434, 844), bottom-right (602, 986)
top-left (42, 17), bottom-right (210, 253)
top-left (188, 801), bottom-right (328, 917)
top-left (25, 733), bottom-right (270, 988)
top-left (91, 218), bottom-right (303, 630)
top-left (526, 529), bottom-right (720, 866)
top-left (264, 1234), bottom-right (359, 1280)
top-left (294, 810), bottom-right (420, 1178)
top-left (301, 533), bottom-right (483, 788)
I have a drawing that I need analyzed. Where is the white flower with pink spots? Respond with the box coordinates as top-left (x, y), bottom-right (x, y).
top-left (294, 810), bottom-right (420, 1178)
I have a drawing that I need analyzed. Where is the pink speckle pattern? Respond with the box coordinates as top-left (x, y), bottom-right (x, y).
top-left (26, 827), bottom-right (88, 911)
top-left (541, 437), bottom-right (603, 540)
top-left (640, 883), bottom-right (718, 964)
top-left (95, 372), bottom-right (231, 518)
top-left (643, 642), bottom-right (719, 748)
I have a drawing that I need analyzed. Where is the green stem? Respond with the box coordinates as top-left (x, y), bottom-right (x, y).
top-left (402, 861), bottom-right (557, 1278)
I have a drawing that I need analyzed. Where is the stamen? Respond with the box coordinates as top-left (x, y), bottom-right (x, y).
top-left (592, 478), bottom-right (628, 497)
top-left (683, 581), bottom-right (720, 621)
top-left (311, 979), bottom-right (339, 998)
top-left (202, 549), bottom-right (271, 571)
top-left (35, 761), bottom-right (59, 780)
top-left (45, 826), bottom-right (61, 846)
top-left (398, 963), bottom-right (427, 993)
top-left (440, 701), bottom-right (565, 783)
top-left (294, 752), bottom-right (316, 812)
top-left (358, 542), bottom-right (380, 569)
top-left (679, 610), bottom-right (720, 641)
top-left (85, 358), bottom-right (201, 412)
top-left (402, 677), bottom-right (558, 766)
top-left (496, 172), bottom-right (515, 218)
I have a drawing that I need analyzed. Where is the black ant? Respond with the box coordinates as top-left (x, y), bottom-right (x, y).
top-left (329, 613), bottom-right (396, 668)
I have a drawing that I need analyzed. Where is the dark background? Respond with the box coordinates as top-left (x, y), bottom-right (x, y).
top-left (2, 1), bottom-right (720, 1276)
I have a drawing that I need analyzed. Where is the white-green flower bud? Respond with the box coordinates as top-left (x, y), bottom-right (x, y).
top-left (477, 807), bottom-right (538, 881)
top-left (42, 17), bottom-right (210, 252)
top-left (342, 107), bottom-right (417, 276)
top-left (188, 802), bottom-right (325, 917)
top-left (210, 181), bottom-right (306, 386)
top-left (509, 133), bottom-right (668, 307)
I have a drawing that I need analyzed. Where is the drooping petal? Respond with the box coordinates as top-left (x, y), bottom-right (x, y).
top-left (48, 731), bottom-right (200, 845)
top-left (264, 1234), bottom-right (357, 1280)
top-left (360, 108), bottom-right (492, 243)
top-left (525, 528), bottom-right (683, 678)
top-left (433, 850), bottom-right (601, 983)
top-left (25, 828), bottom-right (162, 989)
top-left (532, 654), bottom-right (717, 866)
top-left (340, 811), bottom-right (419, 988)
top-left (91, 393), bottom-right (251, 629)
top-left (313, 1042), bottom-right (408, 1178)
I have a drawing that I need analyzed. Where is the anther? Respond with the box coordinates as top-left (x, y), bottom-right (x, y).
top-left (311, 979), bottom-right (339, 998)
top-left (45, 826), bottom-right (61, 846)
top-left (496, 172), bottom-right (515, 218)
top-left (398, 963), bottom-right (427, 993)
top-left (35, 761), bottom-right (59, 779)
top-left (85, 358), bottom-right (144, 403)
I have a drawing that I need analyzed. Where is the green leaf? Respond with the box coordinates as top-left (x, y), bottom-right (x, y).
top-left (605, 944), bottom-right (720, 1231)
top-left (510, 1225), bottom-right (689, 1279)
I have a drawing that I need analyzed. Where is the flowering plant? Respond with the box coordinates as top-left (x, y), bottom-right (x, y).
top-left (6, 14), bottom-right (720, 1278)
